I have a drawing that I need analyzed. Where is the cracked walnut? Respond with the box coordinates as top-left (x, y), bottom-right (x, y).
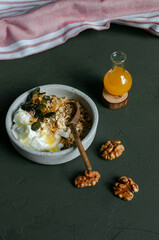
top-left (74, 171), bottom-right (101, 188)
top-left (113, 176), bottom-right (139, 201)
top-left (100, 140), bottom-right (124, 160)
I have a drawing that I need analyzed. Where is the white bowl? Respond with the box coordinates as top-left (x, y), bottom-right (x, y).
top-left (5, 84), bottom-right (99, 165)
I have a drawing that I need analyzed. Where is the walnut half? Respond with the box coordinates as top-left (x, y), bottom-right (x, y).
top-left (75, 170), bottom-right (101, 188)
top-left (100, 140), bottom-right (124, 160)
top-left (113, 176), bottom-right (139, 201)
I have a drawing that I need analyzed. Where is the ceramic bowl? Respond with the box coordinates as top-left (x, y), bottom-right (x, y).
top-left (5, 84), bottom-right (99, 165)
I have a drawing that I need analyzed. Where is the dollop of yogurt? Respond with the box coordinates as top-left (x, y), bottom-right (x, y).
top-left (11, 108), bottom-right (66, 152)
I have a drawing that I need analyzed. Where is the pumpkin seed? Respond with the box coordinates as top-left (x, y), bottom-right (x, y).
top-left (34, 109), bottom-right (44, 121)
top-left (38, 115), bottom-right (44, 122)
top-left (35, 104), bottom-right (46, 110)
top-left (32, 87), bottom-right (40, 95)
top-left (21, 103), bottom-right (26, 110)
top-left (42, 97), bottom-right (47, 104)
top-left (31, 122), bottom-right (41, 131)
top-left (34, 109), bottom-right (42, 118)
top-left (21, 102), bottom-right (34, 111)
top-left (26, 88), bottom-right (40, 103)
top-left (26, 93), bottom-right (32, 102)
top-left (44, 96), bottom-right (50, 100)
top-left (44, 112), bottom-right (56, 118)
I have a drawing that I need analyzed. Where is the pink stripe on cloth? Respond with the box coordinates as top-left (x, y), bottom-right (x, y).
top-left (0, 0), bottom-right (159, 59)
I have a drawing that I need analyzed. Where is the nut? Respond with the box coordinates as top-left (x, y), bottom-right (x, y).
top-left (74, 170), bottom-right (101, 188)
top-left (113, 176), bottom-right (139, 201)
top-left (100, 140), bottom-right (124, 160)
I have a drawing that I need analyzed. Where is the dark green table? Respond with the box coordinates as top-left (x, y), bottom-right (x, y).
top-left (0, 24), bottom-right (159, 240)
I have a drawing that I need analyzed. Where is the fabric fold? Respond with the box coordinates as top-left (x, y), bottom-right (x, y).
top-left (0, 0), bottom-right (159, 59)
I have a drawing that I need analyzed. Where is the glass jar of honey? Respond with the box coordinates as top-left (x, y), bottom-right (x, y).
top-left (103, 51), bottom-right (132, 96)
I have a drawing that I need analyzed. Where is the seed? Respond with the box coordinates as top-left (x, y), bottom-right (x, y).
top-left (38, 116), bottom-right (44, 122)
top-left (26, 88), bottom-right (40, 103)
top-left (21, 102), bottom-right (34, 111)
top-left (32, 87), bottom-right (40, 95)
top-left (21, 104), bottom-right (27, 110)
top-left (34, 109), bottom-right (42, 118)
top-left (44, 96), bottom-right (50, 100)
top-left (26, 93), bottom-right (32, 102)
top-left (42, 97), bottom-right (47, 104)
top-left (31, 122), bottom-right (41, 131)
top-left (44, 112), bottom-right (56, 118)
top-left (35, 104), bottom-right (46, 110)
top-left (39, 92), bottom-right (46, 95)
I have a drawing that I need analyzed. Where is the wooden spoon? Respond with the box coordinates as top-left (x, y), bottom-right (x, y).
top-left (67, 102), bottom-right (92, 171)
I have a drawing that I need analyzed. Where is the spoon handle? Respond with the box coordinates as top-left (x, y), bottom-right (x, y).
top-left (70, 123), bottom-right (92, 171)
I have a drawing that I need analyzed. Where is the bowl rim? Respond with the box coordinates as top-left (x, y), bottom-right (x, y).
top-left (5, 84), bottom-right (99, 156)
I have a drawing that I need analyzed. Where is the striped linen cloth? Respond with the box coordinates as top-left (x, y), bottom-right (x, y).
top-left (0, 0), bottom-right (159, 59)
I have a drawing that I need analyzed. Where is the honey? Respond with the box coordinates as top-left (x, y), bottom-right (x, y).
top-left (103, 51), bottom-right (132, 96)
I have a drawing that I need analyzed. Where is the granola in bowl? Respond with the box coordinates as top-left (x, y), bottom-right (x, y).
top-left (11, 87), bottom-right (91, 152)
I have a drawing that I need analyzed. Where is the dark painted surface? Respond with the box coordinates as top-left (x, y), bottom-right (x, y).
top-left (0, 24), bottom-right (159, 240)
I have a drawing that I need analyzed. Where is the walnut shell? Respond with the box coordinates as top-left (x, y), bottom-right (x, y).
top-left (75, 170), bottom-right (101, 188)
top-left (100, 140), bottom-right (124, 160)
top-left (113, 176), bottom-right (139, 201)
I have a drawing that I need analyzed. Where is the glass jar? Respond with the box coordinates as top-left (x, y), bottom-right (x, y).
top-left (103, 51), bottom-right (132, 96)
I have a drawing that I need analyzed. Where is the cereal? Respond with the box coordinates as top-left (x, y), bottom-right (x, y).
top-left (12, 88), bottom-right (91, 152)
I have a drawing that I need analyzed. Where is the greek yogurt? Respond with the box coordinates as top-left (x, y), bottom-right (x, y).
top-left (12, 108), bottom-right (64, 152)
